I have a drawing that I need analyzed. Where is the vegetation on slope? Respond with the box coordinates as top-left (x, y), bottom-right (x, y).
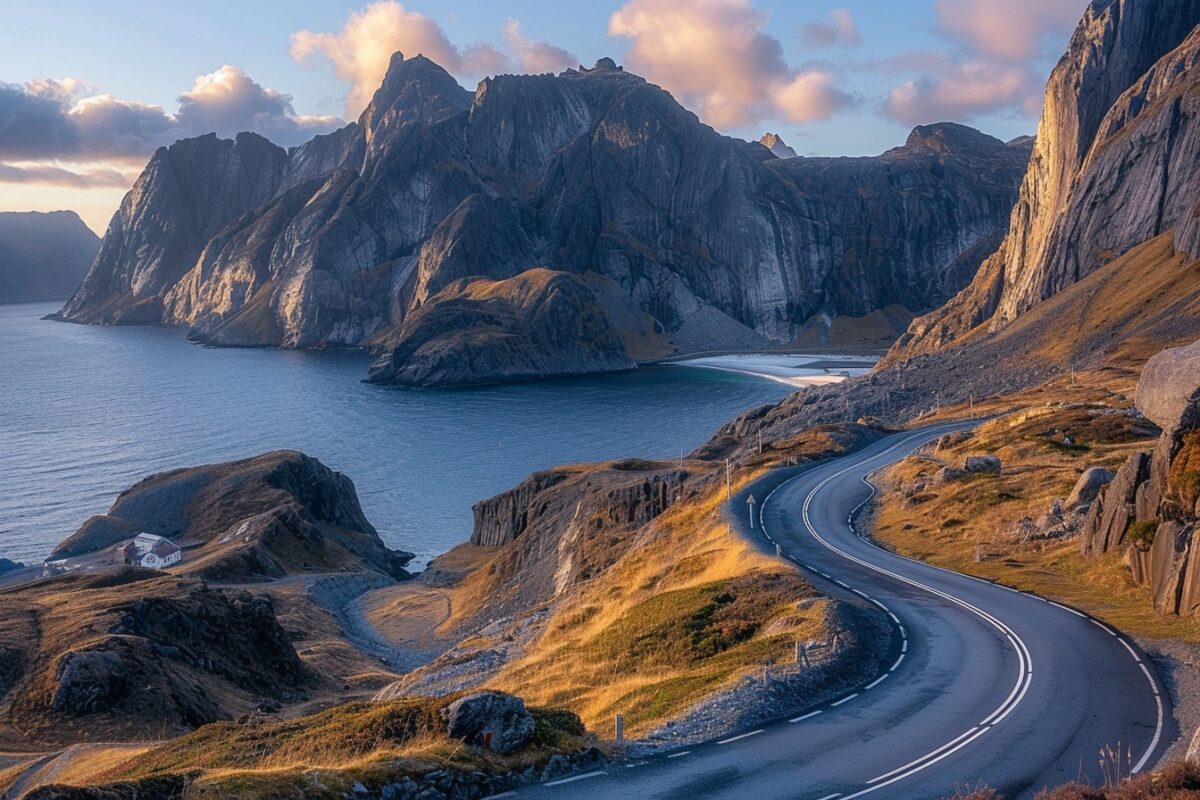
top-left (872, 403), bottom-right (1200, 642)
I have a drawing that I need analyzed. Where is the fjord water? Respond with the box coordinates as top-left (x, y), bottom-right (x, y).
top-left (0, 303), bottom-right (790, 567)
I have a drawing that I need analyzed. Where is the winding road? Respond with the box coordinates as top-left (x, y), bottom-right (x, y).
top-left (503, 422), bottom-right (1173, 799)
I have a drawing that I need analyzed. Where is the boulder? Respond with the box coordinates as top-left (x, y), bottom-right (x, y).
top-left (964, 455), bottom-right (1001, 475)
top-left (1135, 338), bottom-right (1200, 434)
top-left (1065, 467), bottom-right (1115, 511)
top-left (51, 649), bottom-right (128, 714)
top-left (442, 691), bottom-right (535, 754)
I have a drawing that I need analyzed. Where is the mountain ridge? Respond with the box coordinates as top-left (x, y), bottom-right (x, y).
top-left (56, 54), bottom-right (1028, 386)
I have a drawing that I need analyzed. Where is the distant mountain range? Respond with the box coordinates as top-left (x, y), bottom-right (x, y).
top-left (0, 211), bottom-right (98, 304)
top-left (54, 55), bottom-right (1028, 386)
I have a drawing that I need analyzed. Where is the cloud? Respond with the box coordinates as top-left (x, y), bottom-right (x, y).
top-left (503, 19), bottom-right (578, 74)
top-left (878, 0), bottom-right (1082, 125)
top-left (608, 0), bottom-right (854, 129)
top-left (934, 0), bottom-right (1082, 61)
top-left (884, 61), bottom-right (1042, 124)
top-left (175, 66), bottom-right (340, 147)
top-left (0, 161), bottom-right (135, 188)
top-left (290, 1), bottom-right (509, 116)
top-left (0, 83), bottom-right (80, 160)
top-left (801, 9), bottom-right (860, 47)
top-left (0, 68), bottom-right (343, 167)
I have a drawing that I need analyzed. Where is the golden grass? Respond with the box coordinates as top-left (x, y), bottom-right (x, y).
top-left (485, 471), bottom-right (823, 736)
top-left (873, 406), bottom-right (1200, 642)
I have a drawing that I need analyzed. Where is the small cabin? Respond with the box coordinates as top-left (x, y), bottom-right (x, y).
top-left (128, 533), bottom-right (182, 569)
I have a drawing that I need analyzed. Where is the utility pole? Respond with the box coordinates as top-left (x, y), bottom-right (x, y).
top-left (725, 458), bottom-right (732, 498)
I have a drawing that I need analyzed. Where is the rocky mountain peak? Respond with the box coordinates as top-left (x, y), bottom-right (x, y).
top-left (759, 132), bottom-right (798, 159)
top-left (360, 51), bottom-right (473, 134)
top-left (903, 122), bottom-right (1004, 155)
top-left (588, 57), bottom-right (621, 72)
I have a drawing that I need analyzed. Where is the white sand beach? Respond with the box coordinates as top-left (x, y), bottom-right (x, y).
top-left (669, 353), bottom-right (877, 387)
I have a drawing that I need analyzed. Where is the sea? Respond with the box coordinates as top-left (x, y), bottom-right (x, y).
top-left (0, 302), bottom-right (791, 568)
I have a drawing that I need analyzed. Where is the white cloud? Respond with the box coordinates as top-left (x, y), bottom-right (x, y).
top-left (801, 9), bottom-right (860, 48)
top-left (934, 0), bottom-right (1082, 61)
top-left (608, 0), bottom-right (853, 129)
top-left (503, 19), bottom-right (578, 74)
top-left (884, 61), bottom-right (1041, 124)
top-left (290, 1), bottom-right (509, 117)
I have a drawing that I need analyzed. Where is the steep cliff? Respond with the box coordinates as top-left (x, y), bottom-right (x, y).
top-left (896, 0), bottom-right (1200, 355)
top-left (57, 53), bottom-right (1027, 385)
top-left (0, 211), bottom-right (98, 303)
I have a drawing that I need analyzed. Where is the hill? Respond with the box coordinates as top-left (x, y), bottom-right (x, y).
top-left (0, 211), bottom-right (98, 304)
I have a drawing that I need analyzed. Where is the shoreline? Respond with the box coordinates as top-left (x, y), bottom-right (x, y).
top-left (665, 352), bottom-right (877, 388)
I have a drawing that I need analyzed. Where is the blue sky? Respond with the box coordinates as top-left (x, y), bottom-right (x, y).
top-left (0, 0), bottom-right (1086, 232)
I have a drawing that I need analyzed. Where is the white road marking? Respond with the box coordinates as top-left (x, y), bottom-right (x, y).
top-left (815, 794), bottom-right (843, 800)
top-left (790, 710), bottom-right (822, 723)
top-left (1090, 618), bottom-right (1117, 636)
top-left (717, 729), bottom-right (764, 744)
top-left (666, 751), bottom-right (691, 759)
top-left (482, 793), bottom-right (515, 800)
top-left (831, 693), bottom-right (859, 706)
top-left (1049, 600), bottom-right (1086, 618)
top-left (865, 673), bottom-right (889, 690)
top-left (761, 424), bottom-right (1037, 797)
top-left (545, 771), bottom-right (607, 787)
top-left (889, 652), bottom-right (905, 671)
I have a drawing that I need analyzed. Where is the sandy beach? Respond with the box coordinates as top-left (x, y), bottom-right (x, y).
top-left (668, 353), bottom-right (877, 387)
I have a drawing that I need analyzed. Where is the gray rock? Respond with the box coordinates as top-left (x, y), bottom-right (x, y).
top-left (56, 52), bottom-right (1028, 386)
top-left (51, 649), bottom-right (128, 714)
top-left (964, 455), bottom-right (1001, 475)
top-left (895, 0), bottom-right (1200, 355)
top-left (1065, 467), bottom-right (1116, 511)
top-left (1135, 338), bottom-right (1200, 434)
top-left (1081, 452), bottom-right (1151, 556)
top-left (442, 691), bottom-right (535, 754)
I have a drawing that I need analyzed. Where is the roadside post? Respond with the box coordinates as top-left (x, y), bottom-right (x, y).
top-left (615, 714), bottom-right (624, 743)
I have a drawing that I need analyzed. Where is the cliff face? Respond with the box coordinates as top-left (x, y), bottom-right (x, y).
top-left (0, 211), bottom-right (98, 303)
top-left (58, 53), bottom-right (1027, 385)
top-left (896, 0), bottom-right (1200, 355)
top-left (51, 450), bottom-right (413, 581)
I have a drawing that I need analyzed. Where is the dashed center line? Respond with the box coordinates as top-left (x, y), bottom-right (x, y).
top-left (717, 729), bottom-right (764, 744)
top-left (544, 771), bottom-right (607, 787)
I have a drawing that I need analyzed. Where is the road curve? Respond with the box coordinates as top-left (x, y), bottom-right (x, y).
top-left (503, 423), bottom-right (1173, 800)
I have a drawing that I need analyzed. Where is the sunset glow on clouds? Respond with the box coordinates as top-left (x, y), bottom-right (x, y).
top-left (0, 0), bottom-right (1088, 232)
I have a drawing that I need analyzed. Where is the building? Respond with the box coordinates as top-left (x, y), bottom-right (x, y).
top-left (127, 533), bottom-right (182, 569)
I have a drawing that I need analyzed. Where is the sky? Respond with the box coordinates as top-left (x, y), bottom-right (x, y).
top-left (0, 0), bottom-right (1087, 234)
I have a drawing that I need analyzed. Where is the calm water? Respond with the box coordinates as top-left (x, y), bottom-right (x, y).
top-left (0, 303), bottom-right (790, 567)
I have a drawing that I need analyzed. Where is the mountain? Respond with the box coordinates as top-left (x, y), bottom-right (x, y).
top-left (0, 211), bottom-right (98, 303)
top-left (894, 0), bottom-right (1200, 357)
top-left (56, 55), bottom-right (1028, 386)
top-left (758, 132), bottom-right (797, 158)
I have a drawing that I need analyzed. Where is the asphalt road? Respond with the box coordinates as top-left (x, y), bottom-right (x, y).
top-left (502, 422), bottom-right (1173, 800)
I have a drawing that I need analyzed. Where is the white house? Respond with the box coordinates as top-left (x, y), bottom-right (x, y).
top-left (129, 533), bottom-right (182, 569)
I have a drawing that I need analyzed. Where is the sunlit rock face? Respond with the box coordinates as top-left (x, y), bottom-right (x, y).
top-left (58, 53), bottom-right (1027, 384)
top-left (894, 0), bottom-right (1200, 356)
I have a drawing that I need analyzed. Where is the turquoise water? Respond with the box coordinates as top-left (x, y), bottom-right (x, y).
top-left (0, 303), bottom-right (790, 567)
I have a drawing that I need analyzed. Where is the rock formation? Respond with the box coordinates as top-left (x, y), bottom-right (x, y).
top-left (759, 132), bottom-right (798, 158)
top-left (56, 53), bottom-right (1028, 385)
top-left (0, 211), bottom-right (98, 303)
top-left (51, 450), bottom-right (413, 581)
top-left (1081, 338), bottom-right (1200, 616)
top-left (896, 0), bottom-right (1200, 355)
top-left (0, 569), bottom-right (308, 741)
